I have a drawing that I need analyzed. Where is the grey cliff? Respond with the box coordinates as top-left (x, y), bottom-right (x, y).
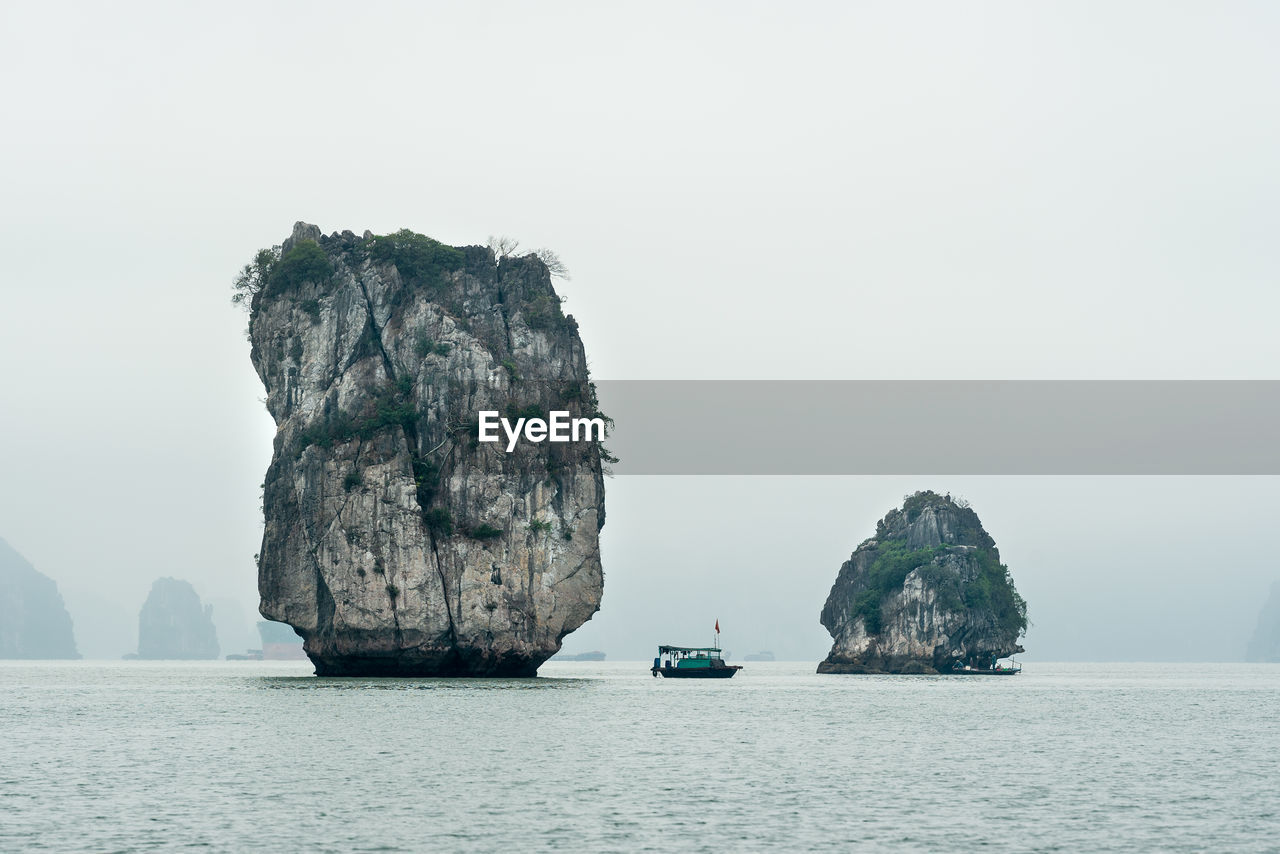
top-left (0, 536), bottom-right (80, 659)
top-left (1246, 581), bottom-right (1280, 662)
top-left (245, 223), bottom-right (606, 676)
top-left (818, 491), bottom-right (1027, 674)
top-left (136, 577), bottom-right (220, 660)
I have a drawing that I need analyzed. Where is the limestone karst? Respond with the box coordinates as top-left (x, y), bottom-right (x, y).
top-left (819, 491), bottom-right (1027, 674)
top-left (136, 577), bottom-right (220, 660)
top-left (244, 223), bottom-right (606, 676)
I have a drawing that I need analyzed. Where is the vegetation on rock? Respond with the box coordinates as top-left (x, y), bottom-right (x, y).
top-left (364, 229), bottom-right (465, 290)
top-left (866, 491), bottom-right (1027, 639)
top-left (267, 240), bottom-right (333, 295)
top-left (852, 540), bottom-right (946, 634)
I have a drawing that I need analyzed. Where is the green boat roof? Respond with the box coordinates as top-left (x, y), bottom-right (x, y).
top-left (657, 645), bottom-right (722, 654)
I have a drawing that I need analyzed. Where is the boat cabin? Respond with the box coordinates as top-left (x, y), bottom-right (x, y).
top-left (657, 646), bottom-right (724, 670)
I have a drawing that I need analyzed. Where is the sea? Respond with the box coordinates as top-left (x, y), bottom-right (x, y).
top-left (1, 661), bottom-right (1277, 852)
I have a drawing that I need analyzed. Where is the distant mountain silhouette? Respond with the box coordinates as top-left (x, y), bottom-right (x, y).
top-left (135, 578), bottom-right (220, 660)
top-left (1247, 581), bottom-right (1280, 662)
top-left (0, 536), bottom-right (80, 659)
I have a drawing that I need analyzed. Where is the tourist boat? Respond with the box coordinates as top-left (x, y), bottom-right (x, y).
top-left (651, 645), bottom-right (742, 679)
top-left (950, 656), bottom-right (1022, 675)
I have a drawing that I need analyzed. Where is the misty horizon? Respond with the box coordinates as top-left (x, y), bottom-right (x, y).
top-left (8, 472), bottom-right (1276, 663)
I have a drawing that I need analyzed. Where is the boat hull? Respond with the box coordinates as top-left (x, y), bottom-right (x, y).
top-left (652, 666), bottom-right (742, 679)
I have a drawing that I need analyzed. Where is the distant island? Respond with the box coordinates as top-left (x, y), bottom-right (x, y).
top-left (0, 536), bottom-right (79, 659)
top-left (1247, 581), bottom-right (1280, 662)
top-left (818, 491), bottom-right (1027, 674)
top-left (132, 578), bottom-right (219, 660)
top-left (743, 651), bottom-right (776, 662)
top-left (557, 651), bottom-right (606, 661)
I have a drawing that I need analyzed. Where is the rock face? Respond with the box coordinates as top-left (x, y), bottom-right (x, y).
top-left (136, 578), bottom-right (220, 660)
top-left (0, 537), bottom-right (80, 659)
top-left (1246, 582), bottom-right (1280, 662)
top-left (818, 491), bottom-right (1026, 674)
top-left (245, 223), bottom-right (606, 676)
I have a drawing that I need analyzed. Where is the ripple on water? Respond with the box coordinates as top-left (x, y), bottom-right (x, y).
top-left (0, 661), bottom-right (1278, 852)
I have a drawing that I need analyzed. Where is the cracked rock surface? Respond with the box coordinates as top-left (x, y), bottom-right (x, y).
top-left (248, 222), bottom-right (605, 676)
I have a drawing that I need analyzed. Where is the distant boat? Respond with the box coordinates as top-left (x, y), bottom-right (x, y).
top-left (950, 656), bottom-right (1022, 676)
top-left (225, 652), bottom-right (262, 661)
top-left (651, 644), bottom-right (742, 679)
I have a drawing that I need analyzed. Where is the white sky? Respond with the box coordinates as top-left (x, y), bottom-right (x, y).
top-left (1, 2), bottom-right (1277, 659)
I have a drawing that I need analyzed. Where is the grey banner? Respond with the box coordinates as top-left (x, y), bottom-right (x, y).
top-left (592, 381), bottom-right (1280, 475)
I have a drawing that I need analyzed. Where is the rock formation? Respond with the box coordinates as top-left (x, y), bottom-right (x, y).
top-left (818, 491), bottom-right (1026, 674)
top-left (1246, 581), bottom-right (1280, 662)
top-left (136, 578), bottom-right (220, 660)
top-left (243, 223), bottom-right (606, 676)
top-left (0, 536), bottom-right (80, 659)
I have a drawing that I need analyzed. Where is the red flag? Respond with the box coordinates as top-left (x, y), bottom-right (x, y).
top-left (715, 619), bottom-right (720, 633)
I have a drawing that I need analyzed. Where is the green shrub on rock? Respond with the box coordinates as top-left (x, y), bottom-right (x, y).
top-left (365, 230), bottom-right (465, 290)
top-left (267, 240), bottom-right (333, 296)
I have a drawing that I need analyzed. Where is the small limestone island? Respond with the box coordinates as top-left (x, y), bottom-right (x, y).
top-left (239, 223), bottom-right (606, 677)
top-left (132, 578), bottom-right (220, 660)
top-left (818, 491), bottom-right (1027, 675)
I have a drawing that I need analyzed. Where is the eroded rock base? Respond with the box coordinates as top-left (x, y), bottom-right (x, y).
top-left (310, 650), bottom-right (543, 678)
top-left (817, 658), bottom-right (939, 675)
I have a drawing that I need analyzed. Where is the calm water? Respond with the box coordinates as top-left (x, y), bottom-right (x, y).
top-left (1, 661), bottom-right (1277, 852)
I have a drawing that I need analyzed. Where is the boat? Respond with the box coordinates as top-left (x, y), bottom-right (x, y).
top-left (950, 655), bottom-right (1022, 676)
top-left (651, 645), bottom-right (742, 678)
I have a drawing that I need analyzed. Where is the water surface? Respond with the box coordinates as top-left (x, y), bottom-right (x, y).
top-left (2, 661), bottom-right (1276, 851)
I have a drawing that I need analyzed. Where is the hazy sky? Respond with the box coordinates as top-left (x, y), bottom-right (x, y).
top-left (2, 2), bottom-right (1277, 660)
